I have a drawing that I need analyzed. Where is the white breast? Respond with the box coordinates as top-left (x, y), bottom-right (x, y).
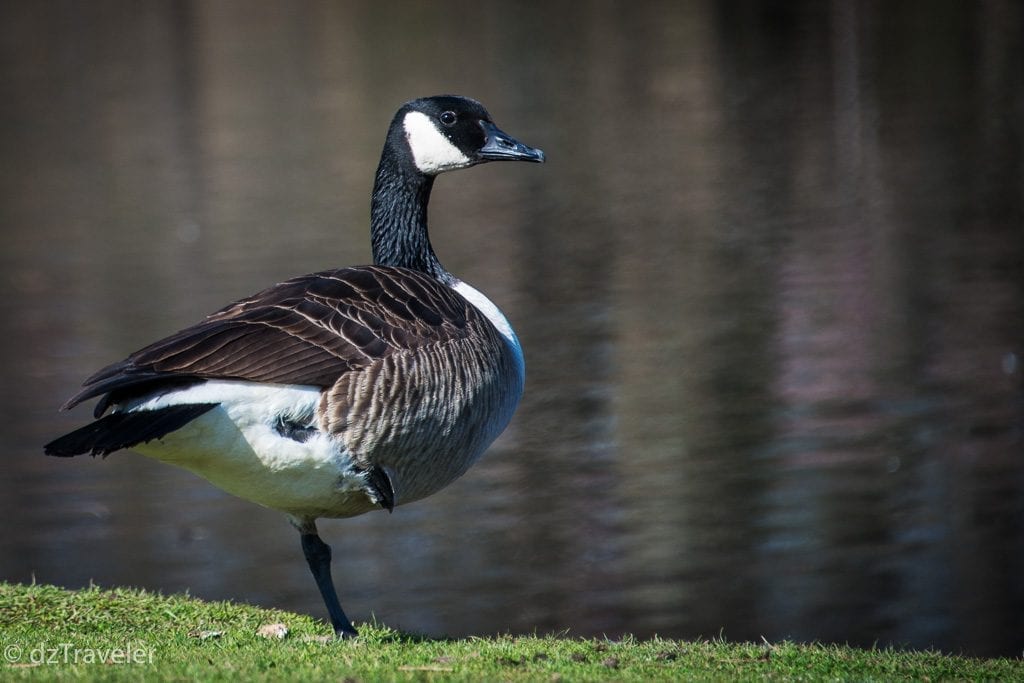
top-left (452, 279), bottom-right (525, 385)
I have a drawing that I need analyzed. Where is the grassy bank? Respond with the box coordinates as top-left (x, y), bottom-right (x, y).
top-left (0, 582), bottom-right (1019, 681)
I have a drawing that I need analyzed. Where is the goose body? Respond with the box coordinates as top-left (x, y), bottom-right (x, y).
top-left (45, 95), bottom-right (544, 637)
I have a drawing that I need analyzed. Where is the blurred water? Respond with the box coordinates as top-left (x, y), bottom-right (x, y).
top-left (2, 0), bottom-right (1022, 657)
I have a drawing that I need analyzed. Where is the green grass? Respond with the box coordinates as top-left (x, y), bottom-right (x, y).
top-left (0, 582), bottom-right (1019, 681)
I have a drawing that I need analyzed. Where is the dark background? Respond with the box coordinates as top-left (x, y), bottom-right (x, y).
top-left (2, 1), bottom-right (1022, 657)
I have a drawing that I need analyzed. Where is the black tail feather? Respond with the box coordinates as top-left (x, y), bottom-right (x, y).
top-left (44, 403), bottom-right (219, 457)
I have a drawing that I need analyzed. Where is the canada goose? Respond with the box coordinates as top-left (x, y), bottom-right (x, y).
top-left (44, 95), bottom-right (544, 638)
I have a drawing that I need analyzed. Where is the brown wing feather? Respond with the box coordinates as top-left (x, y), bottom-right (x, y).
top-left (64, 266), bottom-right (477, 411)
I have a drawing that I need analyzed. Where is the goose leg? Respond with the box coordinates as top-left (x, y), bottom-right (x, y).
top-left (299, 529), bottom-right (358, 639)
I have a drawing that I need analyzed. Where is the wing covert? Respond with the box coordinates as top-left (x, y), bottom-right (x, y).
top-left (64, 266), bottom-right (476, 411)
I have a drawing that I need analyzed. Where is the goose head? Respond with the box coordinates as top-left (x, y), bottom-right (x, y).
top-left (371, 95), bottom-right (544, 280)
top-left (394, 95), bottom-right (545, 176)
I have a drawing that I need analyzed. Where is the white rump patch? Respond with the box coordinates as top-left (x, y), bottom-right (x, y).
top-left (403, 111), bottom-right (472, 175)
top-left (120, 380), bottom-right (374, 516)
top-left (126, 380), bottom-right (322, 420)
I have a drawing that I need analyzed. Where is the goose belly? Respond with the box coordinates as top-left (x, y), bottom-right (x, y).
top-left (126, 381), bottom-right (373, 518)
top-left (326, 336), bottom-right (524, 507)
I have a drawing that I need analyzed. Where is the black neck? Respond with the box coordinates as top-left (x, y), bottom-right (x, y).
top-left (369, 150), bottom-right (452, 284)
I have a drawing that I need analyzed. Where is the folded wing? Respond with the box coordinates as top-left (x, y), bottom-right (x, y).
top-left (64, 266), bottom-right (477, 416)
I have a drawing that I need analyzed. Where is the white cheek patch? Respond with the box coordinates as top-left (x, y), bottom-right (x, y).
top-left (403, 111), bottom-right (472, 174)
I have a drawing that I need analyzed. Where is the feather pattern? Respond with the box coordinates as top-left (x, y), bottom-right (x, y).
top-left (45, 94), bottom-right (544, 639)
top-left (325, 326), bottom-right (522, 504)
top-left (64, 266), bottom-right (480, 411)
top-left (56, 264), bottom-right (523, 511)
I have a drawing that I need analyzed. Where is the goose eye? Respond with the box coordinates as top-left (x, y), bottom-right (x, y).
top-left (439, 111), bottom-right (457, 126)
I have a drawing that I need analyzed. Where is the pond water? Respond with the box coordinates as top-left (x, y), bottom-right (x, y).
top-left (2, 1), bottom-right (1022, 657)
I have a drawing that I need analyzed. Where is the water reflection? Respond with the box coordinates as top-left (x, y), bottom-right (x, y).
top-left (1, 0), bottom-right (1021, 657)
